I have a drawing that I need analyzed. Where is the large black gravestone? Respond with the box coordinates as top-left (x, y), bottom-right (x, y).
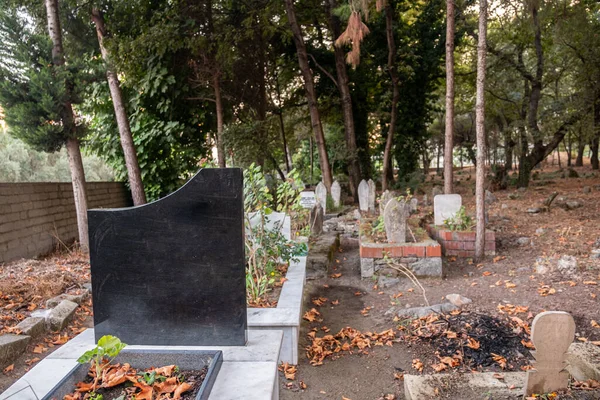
top-left (89, 168), bottom-right (247, 346)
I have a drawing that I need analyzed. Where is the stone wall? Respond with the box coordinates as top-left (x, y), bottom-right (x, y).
top-left (0, 182), bottom-right (131, 263)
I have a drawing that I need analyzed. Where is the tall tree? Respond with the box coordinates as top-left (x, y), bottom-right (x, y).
top-left (444, 0), bottom-right (455, 194)
top-left (380, 0), bottom-right (400, 191)
top-left (284, 0), bottom-right (333, 190)
top-left (46, 0), bottom-right (89, 249)
top-left (91, 8), bottom-right (146, 205)
top-left (474, 0), bottom-right (487, 261)
top-left (327, 0), bottom-right (361, 199)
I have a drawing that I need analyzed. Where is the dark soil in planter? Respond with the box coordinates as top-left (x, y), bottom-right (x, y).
top-left (64, 365), bottom-right (208, 400)
top-left (248, 263), bottom-right (288, 308)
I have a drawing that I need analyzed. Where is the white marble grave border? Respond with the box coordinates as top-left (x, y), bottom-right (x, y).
top-left (0, 329), bottom-right (284, 400)
top-left (247, 255), bottom-right (306, 364)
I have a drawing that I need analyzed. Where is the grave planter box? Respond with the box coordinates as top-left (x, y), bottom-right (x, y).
top-left (426, 225), bottom-right (496, 257)
top-left (247, 255), bottom-right (306, 364)
top-left (42, 349), bottom-right (222, 400)
top-left (358, 220), bottom-right (442, 279)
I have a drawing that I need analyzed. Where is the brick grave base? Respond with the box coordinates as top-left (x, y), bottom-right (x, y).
top-left (426, 225), bottom-right (496, 257)
top-left (359, 239), bottom-right (443, 279)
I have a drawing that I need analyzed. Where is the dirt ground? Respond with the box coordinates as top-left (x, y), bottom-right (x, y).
top-left (279, 165), bottom-right (600, 400)
top-left (0, 251), bottom-right (93, 393)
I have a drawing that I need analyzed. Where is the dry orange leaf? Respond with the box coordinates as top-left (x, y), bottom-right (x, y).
top-left (331, 299), bottom-right (340, 305)
top-left (330, 273), bottom-right (342, 279)
top-left (412, 358), bottom-right (424, 372)
top-left (592, 320), bottom-right (600, 328)
top-left (483, 271), bottom-right (492, 276)
top-left (491, 353), bottom-right (507, 369)
top-left (33, 345), bottom-right (48, 354)
top-left (3, 364), bottom-right (14, 374)
top-left (394, 372), bottom-right (404, 380)
top-left (584, 281), bottom-right (598, 285)
top-left (467, 337), bottom-right (480, 350)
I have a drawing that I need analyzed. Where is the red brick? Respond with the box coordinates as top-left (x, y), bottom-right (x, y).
top-left (485, 241), bottom-right (496, 251)
top-left (446, 249), bottom-right (460, 257)
top-left (403, 246), bottom-right (425, 257)
top-left (360, 246), bottom-right (383, 258)
top-left (389, 246), bottom-right (404, 257)
top-left (444, 241), bottom-right (463, 250)
top-left (441, 231), bottom-right (453, 241)
top-left (458, 250), bottom-right (474, 258)
top-left (426, 245), bottom-right (442, 257)
top-left (454, 231), bottom-right (476, 241)
top-left (485, 231), bottom-right (495, 241)
top-left (463, 241), bottom-right (475, 250)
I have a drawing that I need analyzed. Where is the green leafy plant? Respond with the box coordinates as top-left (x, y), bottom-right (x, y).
top-left (372, 216), bottom-right (385, 234)
top-left (77, 335), bottom-right (127, 388)
top-left (443, 206), bottom-right (474, 231)
top-left (243, 164), bottom-right (305, 305)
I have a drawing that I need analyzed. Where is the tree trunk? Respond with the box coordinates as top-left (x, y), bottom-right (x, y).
top-left (576, 127), bottom-right (585, 166)
top-left (474, 0), bottom-right (487, 261)
top-left (382, 1), bottom-right (400, 191)
top-left (284, 0), bottom-right (332, 190)
top-left (444, 0), bottom-right (455, 194)
top-left (326, 0), bottom-right (360, 199)
top-left (213, 73), bottom-right (226, 168)
top-left (592, 94), bottom-right (600, 170)
top-left (45, 0), bottom-right (89, 250)
top-left (91, 8), bottom-right (147, 205)
top-left (66, 138), bottom-right (89, 250)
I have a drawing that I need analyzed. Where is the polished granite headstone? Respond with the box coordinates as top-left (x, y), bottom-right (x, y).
top-left (88, 168), bottom-right (247, 346)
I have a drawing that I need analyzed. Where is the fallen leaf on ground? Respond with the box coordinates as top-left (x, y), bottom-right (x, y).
top-left (331, 299), bottom-right (340, 305)
top-left (412, 359), bottom-right (423, 372)
top-left (278, 362), bottom-right (297, 380)
top-left (584, 281), bottom-right (598, 285)
top-left (394, 372), bottom-right (404, 380)
top-left (330, 273), bottom-right (342, 279)
top-left (491, 353), bottom-right (507, 369)
top-left (592, 320), bottom-right (600, 328)
top-left (3, 364), bottom-right (14, 374)
top-left (33, 345), bottom-right (48, 354)
top-left (466, 337), bottom-right (480, 350)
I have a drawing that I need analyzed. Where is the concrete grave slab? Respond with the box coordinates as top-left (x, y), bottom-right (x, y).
top-left (404, 372), bottom-right (525, 400)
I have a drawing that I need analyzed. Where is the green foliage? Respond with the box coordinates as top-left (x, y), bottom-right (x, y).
top-left (0, 8), bottom-right (93, 153)
top-left (77, 335), bottom-right (127, 379)
top-left (275, 169), bottom-right (304, 214)
top-left (443, 207), bottom-right (473, 231)
top-left (372, 216), bottom-right (385, 234)
top-left (243, 164), bottom-right (304, 304)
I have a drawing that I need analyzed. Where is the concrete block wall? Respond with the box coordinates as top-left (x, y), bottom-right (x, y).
top-left (0, 182), bottom-right (132, 263)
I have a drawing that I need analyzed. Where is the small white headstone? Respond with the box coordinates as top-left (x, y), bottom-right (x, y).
top-left (247, 211), bottom-right (291, 241)
top-left (410, 198), bottom-right (418, 213)
top-left (383, 198), bottom-right (407, 243)
top-left (524, 311), bottom-right (575, 396)
top-left (310, 203), bottom-right (323, 236)
top-left (434, 194), bottom-right (462, 226)
top-left (315, 182), bottom-right (327, 213)
top-left (299, 191), bottom-right (317, 209)
top-left (358, 180), bottom-right (369, 212)
top-left (368, 179), bottom-right (376, 213)
top-left (331, 181), bottom-right (341, 208)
